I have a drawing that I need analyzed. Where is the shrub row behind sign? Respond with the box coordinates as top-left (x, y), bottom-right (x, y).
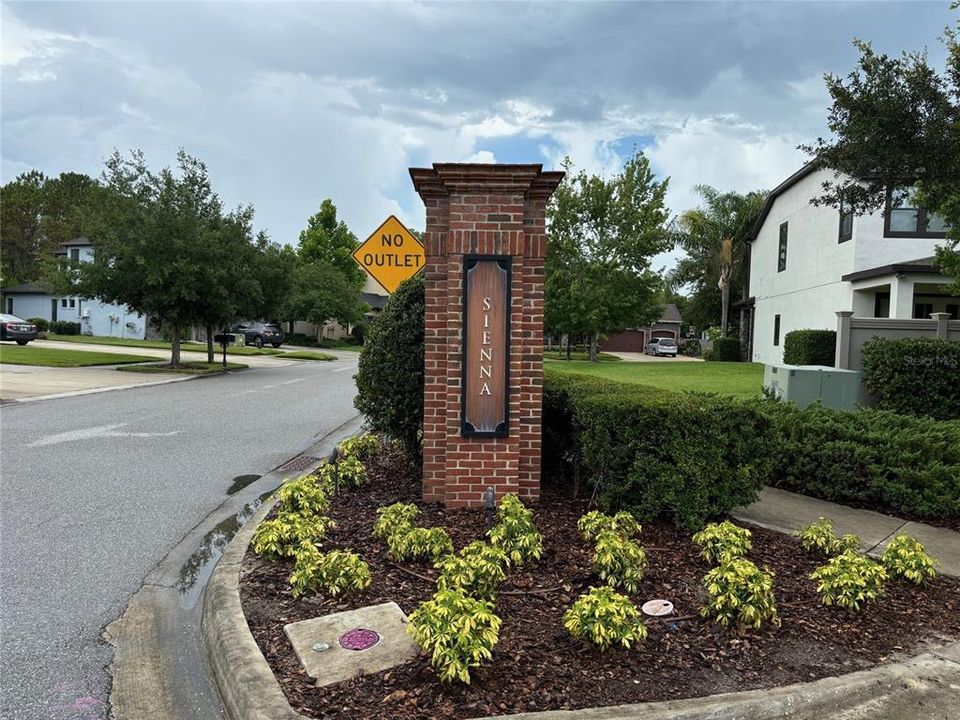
top-left (543, 371), bottom-right (776, 530)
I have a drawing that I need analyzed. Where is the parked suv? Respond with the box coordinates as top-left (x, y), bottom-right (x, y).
top-left (645, 337), bottom-right (678, 357)
top-left (231, 321), bottom-right (285, 348)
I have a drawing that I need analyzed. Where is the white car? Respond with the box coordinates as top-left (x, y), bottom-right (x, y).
top-left (645, 337), bottom-right (678, 357)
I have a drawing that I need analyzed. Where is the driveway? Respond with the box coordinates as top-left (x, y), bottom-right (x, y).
top-left (0, 353), bottom-right (360, 720)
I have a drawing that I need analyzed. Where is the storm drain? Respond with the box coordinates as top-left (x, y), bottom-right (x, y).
top-left (277, 455), bottom-right (321, 473)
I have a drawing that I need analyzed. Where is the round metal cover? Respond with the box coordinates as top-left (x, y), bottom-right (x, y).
top-left (338, 628), bottom-right (381, 651)
top-left (641, 599), bottom-right (674, 617)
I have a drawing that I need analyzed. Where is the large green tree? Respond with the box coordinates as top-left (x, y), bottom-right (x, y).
top-left (803, 8), bottom-right (959, 291)
top-left (546, 151), bottom-right (671, 361)
top-left (76, 150), bottom-right (282, 366)
top-left (0, 170), bottom-right (103, 286)
top-left (291, 199), bottom-right (367, 339)
top-left (672, 185), bottom-right (767, 338)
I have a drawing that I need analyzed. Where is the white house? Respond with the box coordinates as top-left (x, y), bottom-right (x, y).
top-left (0, 238), bottom-right (148, 339)
top-left (743, 163), bottom-right (956, 365)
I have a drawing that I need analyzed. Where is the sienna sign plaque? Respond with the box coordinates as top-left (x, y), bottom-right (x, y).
top-left (462, 255), bottom-right (511, 437)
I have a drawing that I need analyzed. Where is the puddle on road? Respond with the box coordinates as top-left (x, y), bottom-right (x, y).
top-left (226, 474), bottom-right (261, 495)
top-left (176, 489), bottom-right (274, 609)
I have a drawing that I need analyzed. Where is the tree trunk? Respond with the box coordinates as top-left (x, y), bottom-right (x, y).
top-left (206, 324), bottom-right (214, 363)
top-left (720, 279), bottom-right (730, 338)
top-left (589, 333), bottom-right (598, 362)
top-left (563, 333), bottom-right (571, 361)
top-left (171, 324), bottom-right (181, 368)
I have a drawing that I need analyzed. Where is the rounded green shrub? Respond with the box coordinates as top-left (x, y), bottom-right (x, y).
top-left (407, 589), bottom-right (501, 684)
top-left (861, 337), bottom-right (960, 420)
top-left (563, 586), bottom-right (648, 650)
top-left (700, 557), bottom-right (778, 628)
top-left (707, 337), bottom-right (741, 362)
top-left (354, 275), bottom-right (424, 456)
top-left (577, 510), bottom-right (642, 543)
top-left (810, 550), bottom-right (887, 612)
top-left (592, 530), bottom-right (647, 594)
top-left (692, 520), bottom-right (752, 564)
top-left (783, 329), bottom-right (836, 366)
top-left (435, 541), bottom-right (507, 599)
top-left (881, 534), bottom-right (938, 585)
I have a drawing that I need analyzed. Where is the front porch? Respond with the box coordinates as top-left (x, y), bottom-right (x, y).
top-left (843, 257), bottom-right (957, 320)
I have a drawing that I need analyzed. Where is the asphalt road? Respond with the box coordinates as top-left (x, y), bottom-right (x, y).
top-left (0, 355), bottom-right (359, 720)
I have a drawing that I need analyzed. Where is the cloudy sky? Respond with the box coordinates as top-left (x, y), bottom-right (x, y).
top-left (2, 1), bottom-right (954, 271)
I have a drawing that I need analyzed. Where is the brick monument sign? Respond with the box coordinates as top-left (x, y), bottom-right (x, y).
top-left (409, 164), bottom-right (563, 508)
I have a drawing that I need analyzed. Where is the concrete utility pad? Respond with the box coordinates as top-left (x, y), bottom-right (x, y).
top-left (284, 601), bottom-right (416, 686)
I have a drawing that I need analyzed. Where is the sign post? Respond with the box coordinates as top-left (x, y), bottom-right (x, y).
top-left (352, 215), bottom-right (425, 293)
top-left (410, 163), bottom-right (563, 508)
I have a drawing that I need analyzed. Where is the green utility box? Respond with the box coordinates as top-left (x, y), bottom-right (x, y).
top-left (763, 364), bottom-right (861, 411)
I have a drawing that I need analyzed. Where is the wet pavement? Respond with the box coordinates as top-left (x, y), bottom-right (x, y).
top-left (0, 354), bottom-right (359, 719)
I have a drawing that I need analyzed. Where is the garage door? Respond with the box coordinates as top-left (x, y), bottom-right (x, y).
top-left (600, 330), bottom-right (646, 352)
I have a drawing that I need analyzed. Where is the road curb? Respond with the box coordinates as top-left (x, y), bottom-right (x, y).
top-left (5, 372), bottom-right (201, 404)
top-left (107, 414), bottom-right (364, 720)
top-left (204, 495), bottom-right (960, 720)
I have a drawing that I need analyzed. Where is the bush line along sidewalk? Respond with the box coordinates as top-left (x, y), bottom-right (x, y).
top-left (543, 370), bottom-right (960, 526)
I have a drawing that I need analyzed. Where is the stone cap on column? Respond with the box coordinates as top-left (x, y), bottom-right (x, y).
top-left (410, 163), bottom-right (563, 198)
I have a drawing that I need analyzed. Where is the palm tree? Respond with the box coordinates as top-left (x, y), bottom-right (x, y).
top-left (674, 185), bottom-right (767, 337)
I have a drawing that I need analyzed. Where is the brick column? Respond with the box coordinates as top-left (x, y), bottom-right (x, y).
top-left (409, 164), bottom-right (563, 508)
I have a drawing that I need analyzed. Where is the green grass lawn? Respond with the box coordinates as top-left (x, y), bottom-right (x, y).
top-left (46, 334), bottom-right (282, 355)
top-left (116, 361), bottom-right (248, 375)
top-left (0, 344), bottom-right (156, 367)
top-left (277, 351), bottom-right (336, 361)
top-left (545, 358), bottom-right (765, 398)
top-left (543, 350), bottom-right (620, 362)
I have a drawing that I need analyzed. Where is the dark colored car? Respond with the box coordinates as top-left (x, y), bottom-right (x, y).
top-left (232, 321), bottom-right (285, 348)
top-left (0, 314), bottom-right (38, 345)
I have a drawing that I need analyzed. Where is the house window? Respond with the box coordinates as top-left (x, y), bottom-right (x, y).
top-left (913, 303), bottom-right (934, 320)
top-left (838, 203), bottom-right (853, 243)
top-left (61, 298), bottom-right (68, 308)
top-left (946, 304), bottom-right (959, 320)
top-left (5, 297), bottom-right (12, 314)
top-left (773, 314), bottom-right (781, 346)
top-left (777, 222), bottom-right (788, 272)
top-left (68, 298), bottom-right (76, 309)
top-left (885, 186), bottom-right (948, 238)
top-left (70, 248), bottom-right (80, 261)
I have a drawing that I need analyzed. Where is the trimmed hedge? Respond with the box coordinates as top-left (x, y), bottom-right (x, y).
top-left (50, 321), bottom-right (81, 335)
top-left (543, 371), bottom-right (775, 530)
top-left (707, 337), bottom-right (741, 362)
top-left (27, 317), bottom-right (49, 331)
top-left (861, 337), bottom-right (960, 420)
top-left (783, 329), bottom-right (836, 367)
top-left (765, 401), bottom-right (960, 520)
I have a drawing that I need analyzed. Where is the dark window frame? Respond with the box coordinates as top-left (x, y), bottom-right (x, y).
top-left (912, 302), bottom-right (934, 320)
top-left (946, 304), bottom-right (959, 320)
top-left (884, 187), bottom-right (949, 239)
top-left (773, 314), bottom-right (781, 346)
top-left (777, 222), bottom-right (788, 272)
top-left (70, 248), bottom-right (80, 261)
top-left (838, 201), bottom-right (853, 243)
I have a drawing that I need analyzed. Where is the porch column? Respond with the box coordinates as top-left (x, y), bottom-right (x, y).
top-left (889, 276), bottom-right (914, 319)
top-left (932, 312), bottom-right (950, 339)
top-left (835, 310), bottom-right (853, 369)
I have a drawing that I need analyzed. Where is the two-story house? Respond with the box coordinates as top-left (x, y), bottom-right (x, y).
top-left (0, 238), bottom-right (149, 338)
top-left (742, 162), bottom-right (955, 365)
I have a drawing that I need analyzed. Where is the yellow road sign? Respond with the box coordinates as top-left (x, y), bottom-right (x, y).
top-left (352, 215), bottom-right (425, 293)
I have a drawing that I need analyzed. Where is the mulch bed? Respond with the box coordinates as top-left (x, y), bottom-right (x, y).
top-left (239, 446), bottom-right (960, 720)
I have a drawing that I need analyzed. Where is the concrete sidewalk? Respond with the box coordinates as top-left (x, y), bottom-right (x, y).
top-left (733, 486), bottom-right (960, 578)
top-left (0, 363), bottom-right (194, 401)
